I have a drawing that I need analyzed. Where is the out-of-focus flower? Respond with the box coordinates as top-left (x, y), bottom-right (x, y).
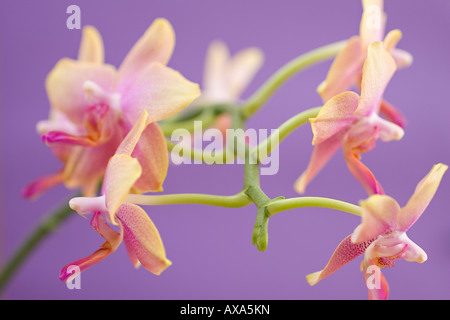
top-left (318, 0), bottom-right (411, 128)
top-left (24, 19), bottom-right (200, 199)
top-left (306, 164), bottom-right (447, 300)
top-left (60, 111), bottom-right (171, 280)
top-left (296, 42), bottom-right (402, 195)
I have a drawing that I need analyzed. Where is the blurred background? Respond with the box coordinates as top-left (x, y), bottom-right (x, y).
top-left (1, 0), bottom-right (449, 300)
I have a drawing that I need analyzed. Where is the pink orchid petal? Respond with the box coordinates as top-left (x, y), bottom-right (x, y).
top-left (390, 48), bottom-right (413, 69)
top-left (22, 172), bottom-right (64, 200)
top-left (343, 123), bottom-right (384, 196)
top-left (131, 122), bottom-right (168, 193)
top-left (352, 195), bottom-right (401, 243)
top-left (202, 40), bottom-right (231, 103)
top-left (379, 99), bottom-right (407, 129)
top-left (62, 127), bottom-right (123, 191)
top-left (59, 212), bottom-right (122, 281)
top-left (116, 203), bottom-right (172, 275)
top-left (397, 164), bottom-right (448, 231)
top-left (46, 58), bottom-right (116, 125)
top-left (306, 235), bottom-right (374, 286)
top-left (318, 36), bottom-right (363, 102)
top-left (362, 257), bottom-right (389, 300)
top-left (359, 0), bottom-right (386, 52)
top-left (117, 62), bottom-right (201, 124)
top-left (77, 26), bottom-right (104, 64)
top-left (355, 42), bottom-right (397, 117)
top-left (115, 110), bottom-right (149, 156)
top-left (118, 18), bottom-right (175, 84)
top-left (294, 129), bottom-right (346, 194)
top-left (104, 154), bottom-right (143, 224)
top-left (227, 46), bottom-right (264, 101)
top-left (311, 91), bottom-right (360, 145)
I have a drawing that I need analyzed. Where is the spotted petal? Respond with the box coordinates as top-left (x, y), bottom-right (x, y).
top-left (117, 203), bottom-right (172, 275)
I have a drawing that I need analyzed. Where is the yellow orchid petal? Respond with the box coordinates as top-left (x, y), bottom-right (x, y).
top-left (118, 18), bottom-right (175, 83)
top-left (355, 42), bottom-right (397, 117)
top-left (118, 62), bottom-right (201, 123)
top-left (104, 154), bottom-right (143, 225)
top-left (203, 40), bottom-right (230, 103)
top-left (131, 122), bottom-right (168, 193)
top-left (311, 91), bottom-right (360, 145)
top-left (318, 36), bottom-right (362, 102)
top-left (398, 164), bottom-right (448, 231)
top-left (352, 195), bottom-right (401, 244)
top-left (383, 29), bottom-right (402, 52)
top-left (78, 26), bottom-right (104, 64)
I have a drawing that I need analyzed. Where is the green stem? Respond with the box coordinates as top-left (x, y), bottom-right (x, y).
top-left (241, 40), bottom-right (346, 119)
top-left (0, 197), bottom-right (77, 294)
top-left (266, 197), bottom-right (362, 217)
top-left (126, 191), bottom-right (252, 208)
top-left (250, 106), bottom-right (322, 163)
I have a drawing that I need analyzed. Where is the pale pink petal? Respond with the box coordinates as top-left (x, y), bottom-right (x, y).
top-left (227, 47), bottom-right (264, 101)
top-left (118, 18), bottom-right (175, 83)
top-left (104, 154), bottom-right (143, 224)
top-left (372, 114), bottom-right (404, 142)
top-left (78, 26), bottom-right (104, 64)
top-left (317, 36), bottom-right (363, 102)
top-left (397, 164), bottom-right (448, 231)
top-left (117, 62), bottom-right (201, 124)
top-left (294, 130), bottom-right (346, 194)
top-left (355, 42), bottom-right (397, 117)
top-left (351, 195), bottom-right (401, 243)
top-left (59, 212), bottom-right (122, 281)
top-left (115, 110), bottom-right (149, 156)
top-left (116, 203), bottom-right (172, 275)
top-left (46, 58), bottom-right (116, 125)
top-left (379, 99), bottom-right (407, 128)
top-left (202, 40), bottom-right (231, 103)
top-left (306, 235), bottom-right (374, 286)
top-left (130, 122), bottom-right (168, 193)
top-left (390, 48), bottom-right (413, 69)
top-left (359, 0), bottom-right (386, 52)
top-left (311, 91), bottom-right (360, 145)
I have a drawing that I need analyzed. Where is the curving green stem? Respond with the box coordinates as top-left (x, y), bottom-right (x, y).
top-left (250, 106), bottom-right (322, 163)
top-left (241, 40), bottom-right (346, 119)
top-left (0, 196), bottom-right (78, 294)
top-left (266, 197), bottom-right (362, 217)
top-left (126, 191), bottom-right (252, 208)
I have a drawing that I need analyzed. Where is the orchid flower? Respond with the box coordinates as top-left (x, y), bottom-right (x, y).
top-left (195, 40), bottom-right (263, 132)
top-left (318, 0), bottom-right (412, 128)
top-left (24, 19), bottom-right (200, 199)
top-left (306, 163), bottom-right (447, 300)
top-left (295, 41), bottom-right (403, 195)
top-left (60, 110), bottom-right (171, 280)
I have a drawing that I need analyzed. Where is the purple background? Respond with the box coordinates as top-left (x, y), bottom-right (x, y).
top-left (1, 0), bottom-right (449, 300)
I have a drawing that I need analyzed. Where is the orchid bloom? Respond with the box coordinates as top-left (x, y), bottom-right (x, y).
top-left (24, 19), bottom-right (200, 199)
top-left (60, 110), bottom-right (171, 280)
top-left (306, 163), bottom-right (447, 300)
top-left (318, 0), bottom-right (412, 128)
top-left (194, 40), bottom-right (263, 133)
top-left (295, 42), bottom-right (403, 195)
